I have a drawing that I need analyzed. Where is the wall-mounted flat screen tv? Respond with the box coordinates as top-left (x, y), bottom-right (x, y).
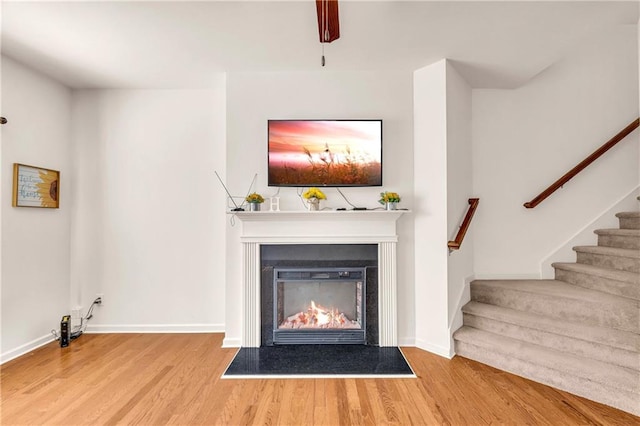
top-left (268, 119), bottom-right (382, 187)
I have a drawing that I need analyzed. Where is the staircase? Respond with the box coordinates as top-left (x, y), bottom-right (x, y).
top-left (453, 200), bottom-right (640, 416)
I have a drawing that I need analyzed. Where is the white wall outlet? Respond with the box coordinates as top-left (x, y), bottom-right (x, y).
top-left (96, 293), bottom-right (104, 305)
top-left (71, 307), bottom-right (83, 328)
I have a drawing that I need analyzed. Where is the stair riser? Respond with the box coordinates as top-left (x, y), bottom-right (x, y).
top-left (576, 251), bottom-right (640, 273)
top-left (454, 341), bottom-right (639, 416)
top-left (598, 234), bottom-right (640, 250)
top-left (619, 217), bottom-right (640, 229)
top-left (471, 286), bottom-right (639, 333)
top-left (554, 269), bottom-right (640, 301)
top-left (463, 314), bottom-right (639, 371)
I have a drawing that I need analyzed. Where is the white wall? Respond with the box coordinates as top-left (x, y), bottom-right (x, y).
top-left (224, 71), bottom-right (415, 346)
top-left (0, 57), bottom-right (3, 361)
top-left (414, 60), bottom-right (450, 356)
top-left (445, 62), bottom-right (474, 344)
top-left (473, 25), bottom-right (639, 278)
top-left (1, 56), bottom-right (72, 362)
top-left (71, 86), bottom-right (227, 332)
top-left (413, 60), bottom-right (474, 358)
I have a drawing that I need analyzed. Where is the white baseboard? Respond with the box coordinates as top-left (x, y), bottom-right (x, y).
top-left (222, 337), bottom-right (242, 348)
top-left (414, 338), bottom-right (454, 359)
top-left (398, 336), bottom-right (415, 347)
top-left (1, 334), bottom-right (55, 365)
top-left (85, 324), bottom-right (225, 334)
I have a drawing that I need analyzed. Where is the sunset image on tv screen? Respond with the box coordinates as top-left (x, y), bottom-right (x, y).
top-left (268, 120), bottom-right (382, 186)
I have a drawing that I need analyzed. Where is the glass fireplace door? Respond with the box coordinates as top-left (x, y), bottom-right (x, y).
top-left (273, 268), bottom-right (366, 344)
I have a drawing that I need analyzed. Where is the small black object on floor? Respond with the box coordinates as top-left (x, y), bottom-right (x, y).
top-left (223, 345), bottom-right (414, 377)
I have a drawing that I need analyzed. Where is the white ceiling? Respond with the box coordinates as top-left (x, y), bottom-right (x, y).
top-left (1, 1), bottom-right (638, 89)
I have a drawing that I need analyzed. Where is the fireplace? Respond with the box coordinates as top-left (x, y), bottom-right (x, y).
top-left (260, 244), bottom-right (378, 346)
top-left (233, 210), bottom-right (405, 348)
top-left (272, 267), bottom-right (366, 344)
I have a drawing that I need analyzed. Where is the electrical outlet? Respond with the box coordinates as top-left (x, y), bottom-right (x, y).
top-left (71, 307), bottom-right (83, 328)
top-left (96, 293), bottom-right (104, 305)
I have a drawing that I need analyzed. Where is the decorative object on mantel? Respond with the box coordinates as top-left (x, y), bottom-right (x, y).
top-left (269, 196), bottom-right (280, 212)
top-left (303, 187), bottom-right (326, 211)
top-left (379, 191), bottom-right (401, 210)
top-left (245, 192), bottom-right (265, 212)
top-left (12, 163), bottom-right (60, 208)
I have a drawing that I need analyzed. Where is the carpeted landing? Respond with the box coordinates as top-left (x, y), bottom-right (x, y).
top-left (222, 345), bottom-right (415, 379)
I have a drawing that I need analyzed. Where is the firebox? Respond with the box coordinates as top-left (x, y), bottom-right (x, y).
top-left (272, 267), bottom-right (366, 345)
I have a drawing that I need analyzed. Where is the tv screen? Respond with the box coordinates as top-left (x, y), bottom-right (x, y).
top-left (268, 119), bottom-right (383, 187)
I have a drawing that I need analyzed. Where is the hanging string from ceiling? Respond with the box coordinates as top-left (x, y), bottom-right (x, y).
top-left (315, 0), bottom-right (340, 67)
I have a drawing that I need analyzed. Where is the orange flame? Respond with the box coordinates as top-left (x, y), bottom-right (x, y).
top-left (279, 300), bottom-right (358, 329)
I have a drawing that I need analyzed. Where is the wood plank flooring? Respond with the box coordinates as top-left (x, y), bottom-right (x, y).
top-left (1, 333), bottom-right (638, 425)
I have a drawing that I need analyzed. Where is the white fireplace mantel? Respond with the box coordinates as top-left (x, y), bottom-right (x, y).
top-left (235, 210), bottom-right (405, 243)
top-left (235, 210), bottom-right (407, 347)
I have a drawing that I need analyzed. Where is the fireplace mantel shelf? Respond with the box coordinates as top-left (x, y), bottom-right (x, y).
top-left (233, 209), bottom-right (409, 222)
top-left (234, 209), bottom-right (408, 244)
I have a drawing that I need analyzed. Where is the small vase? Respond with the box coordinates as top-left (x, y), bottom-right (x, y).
top-left (249, 202), bottom-right (261, 212)
top-left (308, 198), bottom-right (320, 211)
top-left (385, 202), bottom-right (397, 211)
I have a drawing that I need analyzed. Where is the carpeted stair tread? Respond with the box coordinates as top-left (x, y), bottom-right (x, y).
top-left (462, 301), bottom-right (639, 353)
top-left (472, 279), bottom-right (633, 303)
top-left (574, 245), bottom-right (640, 273)
top-left (617, 212), bottom-right (640, 218)
top-left (471, 280), bottom-right (639, 333)
top-left (595, 228), bottom-right (640, 237)
top-left (553, 262), bottom-right (640, 300)
top-left (595, 228), bottom-right (640, 249)
top-left (573, 245), bottom-right (640, 259)
top-left (454, 327), bottom-right (639, 394)
top-left (617, 211), bottom-right (640, 229)
top-left (454, 328), bottom-right (640, 415)
top-left (553, 262), bottom-right (639, 284)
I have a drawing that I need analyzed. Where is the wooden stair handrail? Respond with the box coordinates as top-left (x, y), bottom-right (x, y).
top-left (524, 118), bottom-right (639, 209)
top-left (448, 198), bottom-right (479, 251)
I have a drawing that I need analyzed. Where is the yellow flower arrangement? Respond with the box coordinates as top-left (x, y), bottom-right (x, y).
top-left (303, 187), bottom-right (327, 200)
top-left (379, 191), bottom-right (401, 204)
top-left (245, 192), bottom-right (265, 203)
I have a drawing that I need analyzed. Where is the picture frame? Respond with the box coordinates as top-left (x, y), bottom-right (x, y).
top-left (12, 163), bottom-right (60, 208)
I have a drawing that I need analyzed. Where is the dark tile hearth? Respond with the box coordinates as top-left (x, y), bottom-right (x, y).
top-left (223, 345), bottom-right (415, 378)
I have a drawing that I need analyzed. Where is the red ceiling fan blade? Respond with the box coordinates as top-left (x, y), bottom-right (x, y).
top-left (316, 0), bottom-right (340, 43)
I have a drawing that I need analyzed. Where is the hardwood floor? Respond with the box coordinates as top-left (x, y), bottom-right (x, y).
top-left (1, 333), bottom-right (637, 425)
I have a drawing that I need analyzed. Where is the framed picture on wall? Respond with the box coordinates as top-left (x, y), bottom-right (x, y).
top-left (12, 163), bottom-right (60, 208)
